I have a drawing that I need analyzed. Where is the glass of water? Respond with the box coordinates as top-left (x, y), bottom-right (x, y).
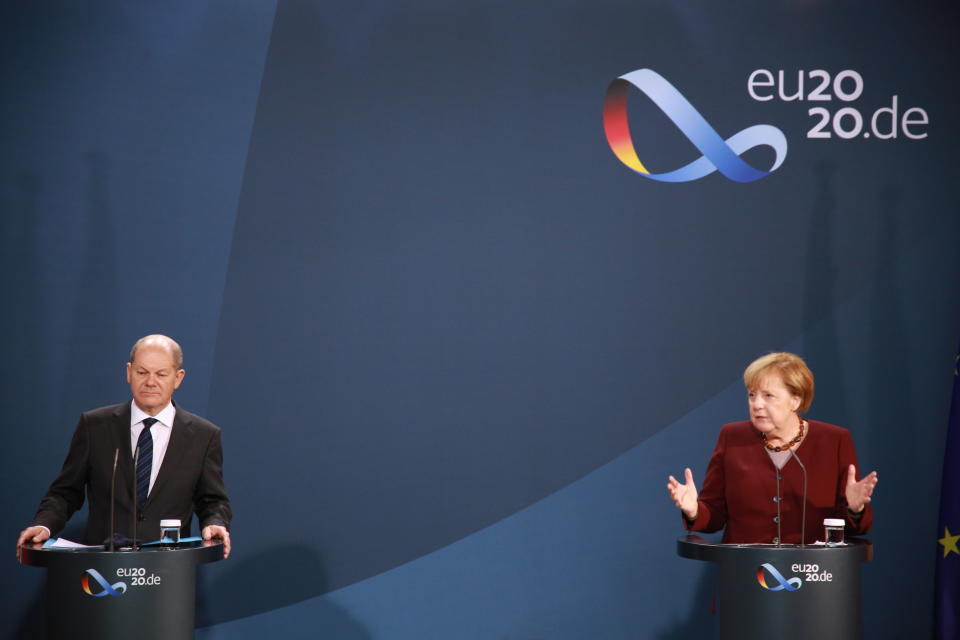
top-left (823, 518), bottom-right (845, 546)
top-left (160, 519), bottom-right (182, 546)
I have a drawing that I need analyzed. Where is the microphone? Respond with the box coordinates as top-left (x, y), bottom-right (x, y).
top-left (789, 448), bottom-right (809, 547)
top-left (132, 443), bottom-right (140, 550)
top-left (109, 448), bottom-right (119, 552)
top-left (773, 461), bottom-right (782, 547)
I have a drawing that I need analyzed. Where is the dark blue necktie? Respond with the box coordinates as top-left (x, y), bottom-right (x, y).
top-left (136, 418), bottom-right (157, 510)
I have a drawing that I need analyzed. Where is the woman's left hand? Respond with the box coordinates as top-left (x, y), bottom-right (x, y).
top-left (845, 464), bottom-right (878, 513)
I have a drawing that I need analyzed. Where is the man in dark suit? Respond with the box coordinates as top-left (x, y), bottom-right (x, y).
top-left (16, 335), bottom-right (231, 558)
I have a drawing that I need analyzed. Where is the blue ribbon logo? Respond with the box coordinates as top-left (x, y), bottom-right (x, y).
top-left (603, 68), bottom-right (787, 183)
top-left (756, 562), bottom-right (803, 591)
top-left (81, 568), bottom-right (127, 597)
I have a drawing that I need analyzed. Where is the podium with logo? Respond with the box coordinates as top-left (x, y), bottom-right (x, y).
top-left (19, 541), bottom-right (223, 640)
top-left (678, 535), bottom-right (873, 640)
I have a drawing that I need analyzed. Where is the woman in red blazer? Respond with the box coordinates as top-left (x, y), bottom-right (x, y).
top-left (667, 352), bottom-right (879, 545)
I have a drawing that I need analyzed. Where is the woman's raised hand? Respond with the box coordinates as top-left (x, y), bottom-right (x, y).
top-left (667, 467), bottom-right (699, 521)
top-left (845, 464), bottom-right (878, 514)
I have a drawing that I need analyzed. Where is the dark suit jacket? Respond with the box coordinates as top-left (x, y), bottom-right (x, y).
top-left (686, 419), bottom-right (873, 544)
top-left (33, 402), bottom-right (231, 545)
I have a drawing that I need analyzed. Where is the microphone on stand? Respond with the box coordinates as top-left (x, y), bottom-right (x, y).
top-left (789, 448), bottom-right (809, 547)
top-left (132, 443), bottom-right (140, 550)
top-left (108, 449), bottom-right (119, 552)
top-left (774, 463), bottom-right (782, 547)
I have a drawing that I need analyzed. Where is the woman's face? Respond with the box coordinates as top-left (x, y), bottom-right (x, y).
top-left (747, 374), bottom-right (802, 434)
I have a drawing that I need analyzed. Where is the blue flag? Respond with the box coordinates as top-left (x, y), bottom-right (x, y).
top-left (936, 350), bottom-right (960, 639)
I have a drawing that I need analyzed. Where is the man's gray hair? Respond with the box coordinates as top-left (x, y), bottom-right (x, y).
top-left (129, 334), bottom-right (184, 370)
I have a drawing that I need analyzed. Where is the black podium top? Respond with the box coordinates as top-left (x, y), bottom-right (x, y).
top-left (18, 539), bottom-right (224, 568)
top-left (677, 533), bottom-right (873, 563)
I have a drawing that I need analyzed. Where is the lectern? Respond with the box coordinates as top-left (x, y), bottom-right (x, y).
top-left (678, 535), bottom-right (873, 640)
top-left (19, 541), bottom-right (223, 640)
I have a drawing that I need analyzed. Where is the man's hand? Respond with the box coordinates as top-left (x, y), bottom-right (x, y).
top-left (16, 526), bottom-right (50, 560)
top-left (202, 525), bottom-right (231, 559)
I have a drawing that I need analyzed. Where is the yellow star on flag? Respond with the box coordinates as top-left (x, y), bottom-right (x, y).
top-left (939, 527), bottom-right (960, 558)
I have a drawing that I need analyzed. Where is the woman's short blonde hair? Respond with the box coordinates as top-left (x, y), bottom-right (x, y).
top-left (743, 352), bottom-right (815, 414)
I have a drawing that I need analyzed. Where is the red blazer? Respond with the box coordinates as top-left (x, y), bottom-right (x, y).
top-left (686, 420), bottom-right (873, 544)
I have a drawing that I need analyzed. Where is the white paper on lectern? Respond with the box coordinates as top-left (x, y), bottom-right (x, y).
top-left (43, 537), bottom-right (99, 549)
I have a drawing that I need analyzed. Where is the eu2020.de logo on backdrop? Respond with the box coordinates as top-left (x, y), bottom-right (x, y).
top-left (604, 67), bottom-right (929, 184)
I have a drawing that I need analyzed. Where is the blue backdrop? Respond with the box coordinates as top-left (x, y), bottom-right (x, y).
top-left (3, 1), bottom-right (958, 637)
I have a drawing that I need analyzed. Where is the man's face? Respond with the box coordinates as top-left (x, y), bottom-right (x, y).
top-left (126, 344), bottom-right (185, 416)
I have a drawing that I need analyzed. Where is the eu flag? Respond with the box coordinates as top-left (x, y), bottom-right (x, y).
top-left (936, 351), bottom-right (960, 639)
